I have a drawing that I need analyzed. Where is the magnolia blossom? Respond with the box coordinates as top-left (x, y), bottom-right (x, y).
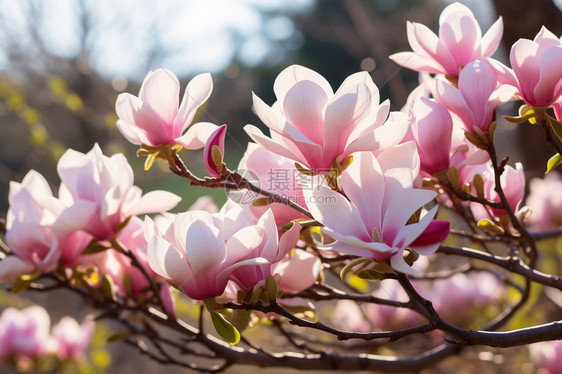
top-left (116, 69), bottom-right (218, 148)
top-left (430, 272), bottom-right (504, 326)
top-left (530, 340), bottom-right (562, 374)
top-left (435, 59), bottom-right (517, 134)
top-left (304, 148), bottom-right (441, 274)
top-left (146, 202), bottom-right (272, 300)
top-left (526, 172), bottom-right (562, 230)
top-left (228, 207), bottom-right (301, 291)
top-left (493, 27), bottom-right (562, 107)
top-left (57, 144), bottom-right (180, 240)
top-left (0, 306), bottom-right (57, 364)
top-left (407, 96), bottom-right (453, 175)
top-left (52, 316), bottom-right (94, 361)
top-left (1, 170), bottom-right (96, 282)
top-left (273, 250), bottom-right (322, 294)
top-left (238, 142), bottom-right (308, 227)
top-left (390, 2), bottom-right (503, 77)
top-left (471, 162), bottom-right (526, 220)
top-left (245, 65), bottom-right (407, 173)
top-left (97, 216), bottom-right (176, 316)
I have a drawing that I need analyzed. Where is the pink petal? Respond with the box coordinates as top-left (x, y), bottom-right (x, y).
top-left (0, 257), bottom-right (35, 283)
top-left (282, 80), bottom-right (328, 144)
top-left (139, 69), bottom-right (180, 126)
top-left (244, 125), bottom-right (303, 161)
top-left (304, 185), bottom-right (371, 240)
top-left (127, 190), bottom-right (181, 217)
top-left (147, 236), bottom-right (191, 285)
top-left (481, 17), bottom-right (504, 57)
top-left (341, 152), bottom-right (385, 234)
top-left (175, 121), bottom-right (218, 150)
top-left (174, 72), bottom-right (213, 135)
top-left (534, 46), bottom-right (562, 106)
top-left (273, 65), bottom-right (333, 105)
top-left (184, 219), bottom-right (224, 275)
top-left (252, 92), bottom-right (286, 134)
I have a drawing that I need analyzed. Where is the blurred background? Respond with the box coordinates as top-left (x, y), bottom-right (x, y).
top-left (0, 0), bottom-right (561, 372)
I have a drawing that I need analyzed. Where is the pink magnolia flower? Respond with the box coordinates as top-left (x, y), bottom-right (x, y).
top-left (97, 216), bottom-right (176, 317)
top-left (57, 144), bottom-right (181, 240)
top-left (146, 202), bottom-right (271, 300)
top-left (390, 2), bottom-right (503, 78)
top-left (116, 69), bottom-right (218, 149)
top-left (526, 172), bottom-right (562, 230)
top-left (204, 124), bottom-right (227, 177)
top-left (245, 65), bottom-right (408, 173)
top-left (1, 171), bottom-right (96, 282)
top-left (471, 162), bottom-right (526, 220)
top-left (435, 59), bottom-right (517, 134)
top-left (0, 306), bottom-right (57, 364)
top-left (494, 27), bottom-right (562, 107)
top-left (530, 340), bottom-right (562, 374)
top-left (304, 148), bottom-right (439, 274)
top-left (431, 272), bottom-right (505, 326)
top-left (408, 96), bottom-right (453, 175)
top-left (273, 250), bottom-right (322, 294)
top-left (238, 142), bottom-right (308, 227)
top-left (228, 207), bottom-right (301, 291)
top-left (52, 316), bottom-right (94, 361)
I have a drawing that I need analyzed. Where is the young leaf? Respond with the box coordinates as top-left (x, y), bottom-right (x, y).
top-left (546, 153), bottom-right (562, 174)
top-left (210, 312), bottom-right (240, 345)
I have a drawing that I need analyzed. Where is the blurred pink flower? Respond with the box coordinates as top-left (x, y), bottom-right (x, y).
top-left (431, 272), bottom-right (505, 326)
top-left (530, 340), bottom-right (562, 374)
top-left (116, 69), bottom-right (218, 148)
top-left (146, 202), bottom-right (271, 300)
top-left (52, 316), bottom-right (94, 361)
top-left (526, 172), bottom-right (562, 230)
top-left (0, 306), bottom-right (57, 364)
top-left (471, 162), bottom-right (526, 220)
top-left (245, 65), bottom-right (407, 173)
top-left (435, 59), bottom-right (517, 134)
top-left (57, 144), bottom-right (180, 240)
top-left (304, 149), bottom-right (438, 274)
top-left (390, 2), bottom-right (503, 77)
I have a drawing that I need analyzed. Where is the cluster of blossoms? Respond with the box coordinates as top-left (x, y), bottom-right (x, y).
top-left (0, 306), bottom-right (93, 368)
top-left (0, 2), bottom-right (561, 369)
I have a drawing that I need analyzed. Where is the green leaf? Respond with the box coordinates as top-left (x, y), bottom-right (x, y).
top-left (464, 131), bottom-right (487, 150)
top-left (230, 309), bottom-right (256, 332)
top-left (82, 240), bottom-right (110, 255)
top-left (548, 115), bottom-right (562, 143)
top-left (356, 269), bottom-right (385, 280)
top-left (340, 257), bottom-right (373, 282)
top-left (473, 173), bottom-right (485, 198)
top-left (12, 276), bottom-right (34, 294)
top-left (106, 331), bottom-right (134, 343)
top-left (477, 219), bottom-right (504, 235)
top-left (210, 311), bottom-right (240, 345)
top-left (546, 153), bottom-right (562, 174)
top-left (265, 275), bottom-right (278, 302)
top-left (144, 153), bottom-right (157, 171)
top-left (251, 197), bottom-right (270, 206)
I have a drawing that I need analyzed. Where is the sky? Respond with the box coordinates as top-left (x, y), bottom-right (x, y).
top-left (0, 0), bottom-right (313, 80)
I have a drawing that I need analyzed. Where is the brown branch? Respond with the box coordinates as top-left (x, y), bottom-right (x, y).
top-left (438, 245), bottom-right (562, 290)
